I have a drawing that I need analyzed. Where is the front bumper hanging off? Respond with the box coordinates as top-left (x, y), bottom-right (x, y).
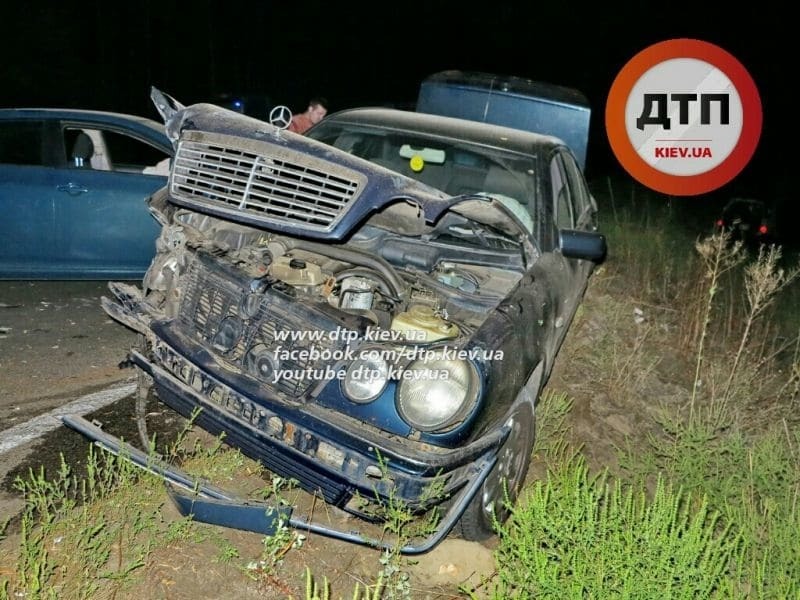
top-left (61, 415), bottom-right (501, 555)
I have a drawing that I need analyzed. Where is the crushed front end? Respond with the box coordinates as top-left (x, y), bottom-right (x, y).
top-left (97, 96), bottom-right (544, 548)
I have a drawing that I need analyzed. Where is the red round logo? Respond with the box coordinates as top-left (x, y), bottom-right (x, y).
top-left (606, 39), bottom-right (762, 196)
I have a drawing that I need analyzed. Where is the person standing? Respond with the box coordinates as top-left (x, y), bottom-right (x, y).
top-left (288, 97), bottom-right (328, 134)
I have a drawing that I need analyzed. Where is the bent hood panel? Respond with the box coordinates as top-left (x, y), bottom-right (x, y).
top-left (163, 102), bottom-right (456, 240)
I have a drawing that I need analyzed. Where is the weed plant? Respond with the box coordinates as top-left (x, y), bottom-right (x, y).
top-left (493, 455), bottom-right (739, 599)
top-left (1, 446), bottom-right (165, 599)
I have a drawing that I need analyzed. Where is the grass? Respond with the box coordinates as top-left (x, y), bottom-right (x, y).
top-left (0, 426), bottom-right (303, 599)
top-left (493, 456), bottom-right (740, 599)
top-left (644, 414), bottom-right (800, 598)
top-left (484, 177), bottom-right (800, 599)
top-left (1, 446), bottom-right (167, 599)
top-left (0, 422), bottom-right (431, 599)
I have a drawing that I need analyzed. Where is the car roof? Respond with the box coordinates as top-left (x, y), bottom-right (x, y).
top-left (0, 108), bottom-right (165, 136)
top-left (423, 70), bottom-right (590, 108)
top-left (723, 197), bottom-right (766, 211)
top-left (315, 107), bottom-right (565, 156)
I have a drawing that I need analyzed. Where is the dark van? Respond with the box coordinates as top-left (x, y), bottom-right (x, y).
top-left (417, 70), bottom-right (591, 170)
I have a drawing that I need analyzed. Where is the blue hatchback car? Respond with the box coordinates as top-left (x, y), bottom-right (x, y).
top-left (0, 109), bottom-right (172, 279)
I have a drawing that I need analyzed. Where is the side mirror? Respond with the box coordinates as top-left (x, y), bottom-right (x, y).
top-left (559, 229), bottom-right (607, 263)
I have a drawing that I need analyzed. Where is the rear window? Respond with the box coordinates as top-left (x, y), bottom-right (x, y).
top-left (0, 121), bottom-right (45, 165)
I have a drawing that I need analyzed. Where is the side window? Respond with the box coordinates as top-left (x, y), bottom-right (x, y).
top-left (0, 121), bottom-right (45, 166)
top-left (103, 130), bottom-right (168, 171)
top-left (550, 154), bottom-right (573, 229)
top-left (561, 152), bottom-right (593, 228)
top-left (63, 127), bottom-right (169, 174)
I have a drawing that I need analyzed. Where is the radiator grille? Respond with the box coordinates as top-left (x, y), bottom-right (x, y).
top-left (170, 135), bottom-right (364, 231)
top-left (179, 258), bottom-right (346, 398)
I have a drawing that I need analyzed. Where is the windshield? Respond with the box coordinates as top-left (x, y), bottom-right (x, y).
top-left (307, 121), bottom-right (537, 228)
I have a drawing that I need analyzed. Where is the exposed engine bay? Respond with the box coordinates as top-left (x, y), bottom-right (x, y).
top-left (147, 178), bottom-right (525, 323)
top-left (139, 190), bottom-right (525, 412)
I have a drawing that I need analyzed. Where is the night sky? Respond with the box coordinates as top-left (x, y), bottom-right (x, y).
top-left (2, 1), bottom-right (791, 197)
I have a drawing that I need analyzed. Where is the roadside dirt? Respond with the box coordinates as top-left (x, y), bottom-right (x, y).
top-left (0, 281), bottom-right (139, 527)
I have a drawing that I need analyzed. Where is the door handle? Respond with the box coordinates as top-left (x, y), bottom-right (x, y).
top-left (57, 182), bottom-right (89, 195)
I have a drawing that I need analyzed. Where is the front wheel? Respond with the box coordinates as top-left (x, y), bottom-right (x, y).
top-left (134, 334), bottom-right (155, 450)
top-left (457, 403), bottom-right (535, 541)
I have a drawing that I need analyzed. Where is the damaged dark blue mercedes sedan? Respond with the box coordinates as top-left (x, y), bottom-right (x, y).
top-left (67, 87), bottom-right (605, 552)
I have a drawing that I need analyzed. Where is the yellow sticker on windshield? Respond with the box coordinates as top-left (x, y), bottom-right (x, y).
top-left (409, 155), bottom-right (424, 172)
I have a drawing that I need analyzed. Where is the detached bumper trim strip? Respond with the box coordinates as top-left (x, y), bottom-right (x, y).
top-left (62, 414), bottom-right (501, 555)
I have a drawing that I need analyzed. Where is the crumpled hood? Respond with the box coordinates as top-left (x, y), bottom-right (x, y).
top-left (151, 88), bottom-right (531, 245)
top-left (156, 96), bottom-right (474, 241)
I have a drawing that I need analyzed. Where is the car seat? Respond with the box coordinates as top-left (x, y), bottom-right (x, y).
top-left (71, 132), bottom-right (94, 168)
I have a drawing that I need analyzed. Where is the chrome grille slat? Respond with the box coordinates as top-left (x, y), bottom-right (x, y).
top-left (247, 179), bottom-right (352, 210)
top-left (174, 186), bottom-right (338, 224)
top-left (241, 195), bottom-right (340, 219)
top-left (173, 175), bottom-right (346, 215)
top-left (174, 162), bottom-right (253, 186)
top-left (176, 150), bottom-right (251, 165)
top-left (172, 181), bottom-right (247, 206)
top-left (170, 135), bottom-right (365, 232)
top-left (251, 164), bottom-right (359, 195)
top-left (179, 144), bottom-right (255, 162)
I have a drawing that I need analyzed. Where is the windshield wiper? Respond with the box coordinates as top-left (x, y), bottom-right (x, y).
top-left (443, 224), bottom-right (518, 250)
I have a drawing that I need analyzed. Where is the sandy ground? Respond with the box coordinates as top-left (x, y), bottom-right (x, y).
top-left (0, 280), bottom-right (137, 408)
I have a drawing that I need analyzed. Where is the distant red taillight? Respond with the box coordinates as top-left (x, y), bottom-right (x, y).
top-left (758, 224), bottom-right (768, 235)
top-left (716, 219), bottom-right (724, 227)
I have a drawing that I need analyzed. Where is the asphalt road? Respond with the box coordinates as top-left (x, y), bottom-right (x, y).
top-left (0, 280), bottom-right (140, 519)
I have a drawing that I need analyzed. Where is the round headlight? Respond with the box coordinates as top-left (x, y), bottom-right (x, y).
top-left (342, 350), bottom-right (389, 403)
top-left (396, 354), bottom-right (480, 432)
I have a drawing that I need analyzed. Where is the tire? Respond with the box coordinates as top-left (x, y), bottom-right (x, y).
top-left (134, 334), bottom-right (155, 450)
top-left (457, 402), bottom-right (535, 542)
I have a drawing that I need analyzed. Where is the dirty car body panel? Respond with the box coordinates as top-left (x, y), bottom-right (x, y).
top-left (98, 91), bottom-right (604, 548)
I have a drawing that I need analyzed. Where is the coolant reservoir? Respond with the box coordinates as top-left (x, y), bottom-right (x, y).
top-left (390, 305), bottom-right (459, 342)
top-left (270, 256), bottom-right (325, 286)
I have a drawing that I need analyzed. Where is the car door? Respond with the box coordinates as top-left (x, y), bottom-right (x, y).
top-left (560, 150), bottom-right (597, 282)
top-left (53, 123), bottom-right (169, 278)
top-left (539, 150), bottom-right (587, 352)
top-left (0, 119), bottom-right (67, 278)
